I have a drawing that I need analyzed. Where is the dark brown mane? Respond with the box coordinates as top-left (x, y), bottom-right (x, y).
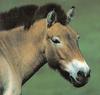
top-left (0, 3), bottom-right (67, 31)
top-left (32, 3), bottom-right (67, 25)
top-left (0, 5), bottom-right (38, 30)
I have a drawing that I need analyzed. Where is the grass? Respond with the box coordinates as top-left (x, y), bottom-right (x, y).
top-left (0, 0), bottom-right (100, 95)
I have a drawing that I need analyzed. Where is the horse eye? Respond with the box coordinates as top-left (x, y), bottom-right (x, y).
top-left (51, 37), bottom-right (61, 44)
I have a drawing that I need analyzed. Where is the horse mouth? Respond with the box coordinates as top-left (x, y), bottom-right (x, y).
top-left (58, 68), bottom-right (88, 88)
top-left (69, 76), bottom-right (88, 87)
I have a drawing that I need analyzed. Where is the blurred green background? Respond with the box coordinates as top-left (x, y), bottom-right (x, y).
top-left (0, 0), bottom-right (100, 95)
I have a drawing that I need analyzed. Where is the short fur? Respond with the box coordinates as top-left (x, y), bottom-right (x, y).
top-left (0, 10), bottom-right (90, 94)
top-left (0, 3), bottom-right (67, 30)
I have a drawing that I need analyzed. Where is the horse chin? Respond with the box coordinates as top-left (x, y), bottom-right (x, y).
top-left (58, 68), bottom-right (88, 88)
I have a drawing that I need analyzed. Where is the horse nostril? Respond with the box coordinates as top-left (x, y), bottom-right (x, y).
top-left (77, 71), bottom-right (85, 77)
top-left (77, 71), bottom-right (86, 82)
top-left (77, 70), bottom-right (91, 79)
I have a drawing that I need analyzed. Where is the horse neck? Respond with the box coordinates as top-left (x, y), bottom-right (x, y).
top-left (0, 20), bottom-right (47, 84)
top-left (21, 20), bottom-right (47, 84)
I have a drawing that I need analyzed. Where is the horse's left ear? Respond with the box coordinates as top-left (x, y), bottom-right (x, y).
top-left (66, 6), bottom-right (75, 24)
top-left (47, 10), bottom-right (57, 27)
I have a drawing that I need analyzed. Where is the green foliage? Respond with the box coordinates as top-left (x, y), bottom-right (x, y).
top-left (0, 0), bottom-right (100, 95)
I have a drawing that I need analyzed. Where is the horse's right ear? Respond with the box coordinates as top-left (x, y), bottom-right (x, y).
top-left (47, 10), bottom-right (57, 27)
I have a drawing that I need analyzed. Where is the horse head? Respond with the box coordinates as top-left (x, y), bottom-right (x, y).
top-left (44, 7), bottom-right (90, 87)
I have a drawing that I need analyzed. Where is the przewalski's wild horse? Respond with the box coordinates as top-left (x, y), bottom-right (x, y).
top-left (0, 5), bottom-right (90, 95)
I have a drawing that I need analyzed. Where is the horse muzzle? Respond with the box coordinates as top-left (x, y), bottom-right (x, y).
top-left (70, 70), bottom-right (91, 87)
top-left (58, 59), bottom-right (91, 87)
top-left (58, 68), bottom-right (90, 88)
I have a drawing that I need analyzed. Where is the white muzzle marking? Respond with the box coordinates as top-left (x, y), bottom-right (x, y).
top-left (64, 59), bottom-right (90, 81)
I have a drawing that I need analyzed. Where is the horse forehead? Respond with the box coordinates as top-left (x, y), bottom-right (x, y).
top-left (48, 23), bottom-right (76, 36)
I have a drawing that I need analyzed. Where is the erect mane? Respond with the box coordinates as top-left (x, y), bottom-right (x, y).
top-left (0, 5), bottom-right (38, 30)
top-left (32, 3), bottom-right (67, 25)
top-left (0, 3), bottom-right (67, 31)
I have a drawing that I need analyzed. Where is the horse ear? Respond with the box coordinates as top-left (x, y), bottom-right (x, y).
top-left (47, 10), bottom-right (57, 27)
top-left (66, 6), bottom-right (75, 24)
